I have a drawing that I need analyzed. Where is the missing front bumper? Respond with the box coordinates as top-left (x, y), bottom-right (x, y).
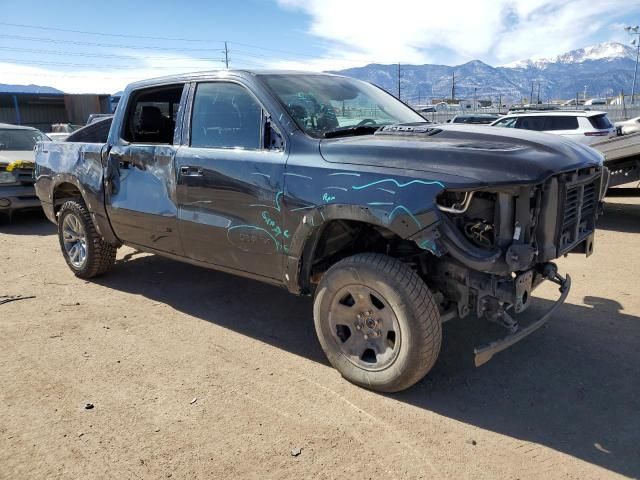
top-left (473, 272), bottom-right (572, 367)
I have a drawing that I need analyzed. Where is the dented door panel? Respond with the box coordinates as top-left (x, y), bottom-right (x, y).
top-left (105, 144), bottom-right (183, 255)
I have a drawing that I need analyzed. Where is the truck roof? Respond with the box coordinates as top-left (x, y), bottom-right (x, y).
top-left (503, 110), bottom-right (607, 117)
top-left (126, 69), bottom-right (344, 90)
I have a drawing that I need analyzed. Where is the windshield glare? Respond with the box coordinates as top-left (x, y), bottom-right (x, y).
top-left (0, 129), bottom-right (48, 151)
top-left (260, 74), bottom-right (425, 138)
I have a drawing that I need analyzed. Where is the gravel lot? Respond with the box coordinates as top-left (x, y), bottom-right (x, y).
top-left (1, 196), bottom-right (639, 479)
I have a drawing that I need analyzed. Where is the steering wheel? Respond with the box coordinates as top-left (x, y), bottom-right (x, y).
top-left (356, 118), bottom-right (377, 126)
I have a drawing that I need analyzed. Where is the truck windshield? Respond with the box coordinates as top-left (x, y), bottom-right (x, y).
top-left (260, 74), bottom-right (425, 138)
top-left (0, 129), bottom-right (48, 151)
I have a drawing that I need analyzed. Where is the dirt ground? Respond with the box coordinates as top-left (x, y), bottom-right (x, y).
top-left (1, 196), bottom-right (639, 480)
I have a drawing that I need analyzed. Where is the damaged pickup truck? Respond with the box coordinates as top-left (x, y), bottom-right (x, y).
top-left (35, 71), bottom-right (607, 392)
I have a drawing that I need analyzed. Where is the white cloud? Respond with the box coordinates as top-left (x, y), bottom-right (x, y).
top-left (0, 50), bottom-right (225, 94)
top-left (276, 0), bottom-right (635, 68)
top-left (1, 1), bottom-right (637, 92)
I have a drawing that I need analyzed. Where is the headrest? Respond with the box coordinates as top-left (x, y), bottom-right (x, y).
top-left (138, 106), bottom-right (164, 132)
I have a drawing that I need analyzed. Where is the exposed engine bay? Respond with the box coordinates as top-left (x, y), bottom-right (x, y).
top-left (414, 165), bottom-right (604, 363)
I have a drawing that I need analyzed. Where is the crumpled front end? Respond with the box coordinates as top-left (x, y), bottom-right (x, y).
top-left (412, 164), bottom-right (605, 365)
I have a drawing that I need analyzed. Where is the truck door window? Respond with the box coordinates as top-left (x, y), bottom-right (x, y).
top-left (123, 85), bottom-right (184, 144)
top-left (190, 82), bottom-right (262, 150)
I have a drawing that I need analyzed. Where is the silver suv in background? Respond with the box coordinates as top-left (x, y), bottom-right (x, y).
top-left (490, 110), bottom-right (616, 145)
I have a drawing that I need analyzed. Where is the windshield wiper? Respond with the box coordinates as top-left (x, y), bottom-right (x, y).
top-left (322, 124), bottom-right (381, 139)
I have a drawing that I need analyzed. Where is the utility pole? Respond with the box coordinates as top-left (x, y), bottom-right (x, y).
top-left (624, 25), bottom-right (640, 104)
top-left (530, 81), bottom-right (534, 105)
top-left (224, 41), bottom-right (229, 69)
top-left (451, 71), bottom-right (455, 103)
top-left (474, 87), bottom-right (477, 110)
top-left (397, 63), bottom-right (401, 101)
top-left (537, 82), bottom-right (541, 104)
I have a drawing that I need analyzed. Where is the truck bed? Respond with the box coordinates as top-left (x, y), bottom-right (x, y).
top-left (591, 133), bottom-right (640, 188)
top-left (34, 140), bottom-right (107, 225)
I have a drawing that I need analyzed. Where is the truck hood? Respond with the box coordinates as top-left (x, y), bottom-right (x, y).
top-left (319, 124), bottom-right (604, 186)
top-left (0, 150), bottom-right (36, 165)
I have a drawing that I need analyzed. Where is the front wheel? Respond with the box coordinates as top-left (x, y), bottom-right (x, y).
top-left (313, 253), bottom-right (442, 392)
top-left (57, 200), bottom-right (117, 278)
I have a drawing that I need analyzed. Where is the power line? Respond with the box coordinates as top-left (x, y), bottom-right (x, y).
top-left (0, 46), bottom-right (227, 62)
top-left (0, 21), bottom-right (220, 43)
top-left (0, 22), bottom-right (352, 63)
top-left (0, 33), bottom-right (226, 52)
top-left (0, 58), bottom-right (225, 70)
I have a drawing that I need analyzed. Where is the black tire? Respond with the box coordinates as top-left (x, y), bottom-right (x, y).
top-left (57, 200), bottom-right (117, 278)
top-left (314, 253), bottom-right (441, 392)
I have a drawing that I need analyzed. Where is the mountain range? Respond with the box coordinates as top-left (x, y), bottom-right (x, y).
top-left (1, 42), bottom-right (637, 102)
top-left (332, 42), bottom-right (638, 103)
top-left (0, 84), bottom-right (63, 94)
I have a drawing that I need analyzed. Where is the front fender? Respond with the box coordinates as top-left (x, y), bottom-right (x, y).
top-left (283, 201), bottom-right (441, 294)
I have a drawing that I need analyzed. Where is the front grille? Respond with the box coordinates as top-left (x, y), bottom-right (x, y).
top-left (16, 168), bottom-right (35, 185)
top-left (0, 164), bottom-right (35, 185)
top-left (557, 168), bottom-right (600, 254)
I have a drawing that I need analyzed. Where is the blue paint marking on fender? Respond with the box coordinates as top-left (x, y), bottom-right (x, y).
top-left (352, 178), bottom-right (445, 190)
top-left (328, 172), bottom-right (360, 177)
top-left (419, 239), bottom-right (435, 251)
top-left (284, 172), bottom-right (313, 180)
top-left (389, 205), bottom-right (421, 228)
top-left (322, 192), bottom-right (336, 203)
top-left (290, 205), bottom-right (315, 212)
top-left (367, 202), bottom-right (393, 206)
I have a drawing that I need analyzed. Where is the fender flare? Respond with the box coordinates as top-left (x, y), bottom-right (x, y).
top-left (50, 173), bottom-right (120, 245)
top-left (283, 203), bottom-right (439, 294)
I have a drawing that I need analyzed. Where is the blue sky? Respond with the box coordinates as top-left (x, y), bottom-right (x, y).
top-left (1, 0), bottom-right (639, 93)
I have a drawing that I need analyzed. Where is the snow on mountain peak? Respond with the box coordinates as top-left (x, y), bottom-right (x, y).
top-left (503, 42), bottom-right (635, 69)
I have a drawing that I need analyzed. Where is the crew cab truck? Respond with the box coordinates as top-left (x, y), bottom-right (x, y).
top-left (35, 71), bottom-right (606, 392)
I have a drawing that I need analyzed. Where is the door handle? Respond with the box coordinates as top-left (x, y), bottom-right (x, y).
top-left (180, 166), bottom-right (204, 177)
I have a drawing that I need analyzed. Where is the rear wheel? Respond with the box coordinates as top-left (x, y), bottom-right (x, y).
top-left (57, 200), bottom-right (117, 278)
top-left (313, 253), bottom-right (442, 392)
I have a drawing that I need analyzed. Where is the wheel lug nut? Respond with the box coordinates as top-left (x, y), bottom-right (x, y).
top-left (356, 324), bottom-right (361, 330)
top-left (376, 330), bottom-right (382, 337)
top-left (364, 334), bottom-right (369, 339)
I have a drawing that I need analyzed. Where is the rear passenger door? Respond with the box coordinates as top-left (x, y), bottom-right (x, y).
top-left (104, 84), bottom-right (187, 255)
top-left (175, 80), bottom-right (287, 280)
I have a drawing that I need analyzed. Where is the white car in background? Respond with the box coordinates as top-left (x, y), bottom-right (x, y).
top-left (0, 123), bottom-right (49, 217)
top-left (615, 116), bottom-right (640, 135)
top-left (490, 110), bottom-right (616, 145)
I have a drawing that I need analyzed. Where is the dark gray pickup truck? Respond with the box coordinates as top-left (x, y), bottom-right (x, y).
top-left (35, 70), bottom-right (606, 392)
